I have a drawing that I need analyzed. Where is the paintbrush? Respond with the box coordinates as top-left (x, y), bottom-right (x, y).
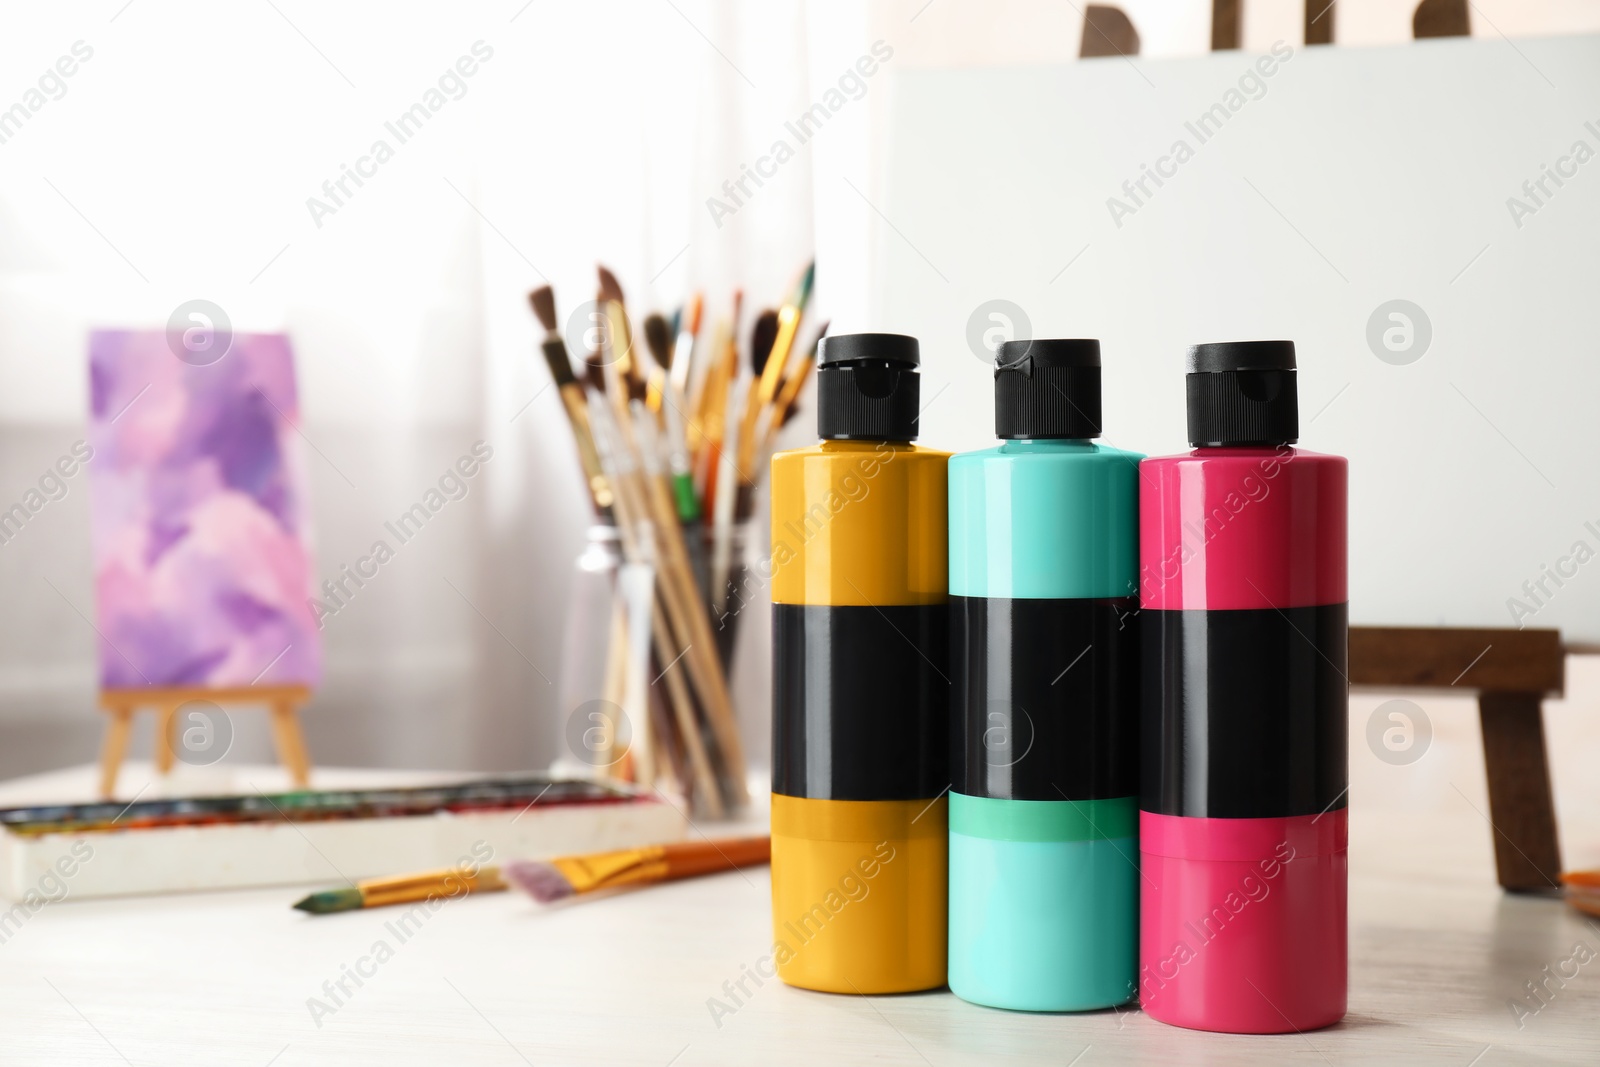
top-left (592, 276), bottom-right (737, 799)
top-left (708, 309), bottom-right (778, 610)
top-left (584, 376), bottom-right (721, 813)
top-left (749, 309), bottom-right (779, 382)
top-left (597, 265), bottom-right (626, 312)
top-left (732, 318), bottom-right (829, 534)
top-left (641, 313), bottom-right (673, 420)
top-left (735, 262), bottom-right (814, 478)
top-left (645, 308), bottom-right (712, 635)
top-left (689, 315), bottom-right (730, 500)
top-left (642, 312), bottom-right (671, 412)
top-left (694, 295), bottom-right (742, 518)
top-left (750, 325), bottom-right (826, 505)
top-left (764, 321), bottom-right (827, 450)
top-left (293, 864), bottom-right (507, 914)
top-left (705, 302), bottom-right (766, 521)
top-left (503, 836), bottom-right (770, 904)
top-left (597, 265), bottom-right (648, 405)
top-left (709, 423), bottom-right (741, 614)
top-left (644, 312), bottom-right (699, 523)
top-left (671, 293), bottom-right (703, 403)
top-left (597, 277), bottom-right (748, 807)
top-left (529, 286), bottom-right (613, 513)
top-left (584, 358), bottom-right (672, 789)
top-left (687, 297), bottom-right (722, 452)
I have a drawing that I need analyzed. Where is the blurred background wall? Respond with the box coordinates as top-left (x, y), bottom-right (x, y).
top-left (0, 0), bottom-right (834, 777)
top-left (0, 0), bottom-right (1593, 779)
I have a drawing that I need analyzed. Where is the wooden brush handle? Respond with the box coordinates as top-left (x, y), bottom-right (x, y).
top-left (661, 836), bottom-right (770, 881)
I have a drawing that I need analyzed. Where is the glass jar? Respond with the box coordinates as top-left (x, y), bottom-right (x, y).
top-left (703, 520), bottom-right (754, 675)
top-left (554, 523), bottom-right (630, 777)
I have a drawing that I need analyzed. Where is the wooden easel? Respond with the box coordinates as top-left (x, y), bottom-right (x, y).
top-left (98, 685), bottom-right (312, 798)
top-left (1349, 626), bottom-right (1566, 892)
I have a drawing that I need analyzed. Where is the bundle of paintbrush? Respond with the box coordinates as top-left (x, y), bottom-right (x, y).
top-left (528, 263), bottom-right (822, 817)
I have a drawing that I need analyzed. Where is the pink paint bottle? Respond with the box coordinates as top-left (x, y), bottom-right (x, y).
top-left (1138, 341), bottom-right (1347, 1033)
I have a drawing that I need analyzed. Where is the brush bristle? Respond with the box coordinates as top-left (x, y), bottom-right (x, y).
top-left (528, 286), bottom-right (558, 333)
top-left (687, 293), bottom-right (704, 335)
top-left (643, 314), bottom-right (672, 369)
top-left (793, 261), bottom-right (815, 309)
top-left (292, 887), bottom-right (364, 914)
top-left (597, 265), bottom-right (625, 306)
top-left (503, 860), bottom-right (577, 904)
top-left (751, 310), bottom-right (779, 377)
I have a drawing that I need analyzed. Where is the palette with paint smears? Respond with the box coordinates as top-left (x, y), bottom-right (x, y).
top-left (0, 776), bottom-right (684, 902)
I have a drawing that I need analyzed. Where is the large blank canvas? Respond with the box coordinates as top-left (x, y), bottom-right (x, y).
top-left (865, 34), bottom-right (1600, 643)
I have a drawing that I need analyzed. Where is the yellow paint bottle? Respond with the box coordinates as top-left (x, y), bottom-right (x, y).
top-left (768, 333), bottom-right (950, 994)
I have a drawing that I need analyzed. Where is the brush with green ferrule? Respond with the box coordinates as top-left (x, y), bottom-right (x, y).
top-left (642, 312), bottom-right (701, 524)
top-left (292, 865), bottom-right (506, 914)
top-left (293, 887), bottom-right (365, 915)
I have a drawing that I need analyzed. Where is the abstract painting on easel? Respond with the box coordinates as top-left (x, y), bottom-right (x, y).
top-left (87, 329), bottom-right (322, 689)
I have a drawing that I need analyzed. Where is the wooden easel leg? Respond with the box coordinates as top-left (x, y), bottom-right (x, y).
top-left (1478, 691), bottom-right (1563, 892)
top-left (268, 701), bottom-right (311, 787)
top-left (154, 704), bottom-right (177, 774)
top-left (98, 708), bottom-right (133, 799)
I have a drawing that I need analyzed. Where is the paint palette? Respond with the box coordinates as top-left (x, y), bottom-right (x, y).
top-left (0, 775), bottom-right (685, 902)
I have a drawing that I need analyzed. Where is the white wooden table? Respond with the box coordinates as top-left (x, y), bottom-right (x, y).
top-left (2, 674), bottom-right (1599, 1066)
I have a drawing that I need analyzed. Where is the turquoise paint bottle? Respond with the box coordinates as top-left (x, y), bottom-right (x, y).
top-left (948, 338), bottom-right (1141, 1011)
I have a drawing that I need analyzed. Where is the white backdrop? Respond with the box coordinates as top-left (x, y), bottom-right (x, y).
top-left (0, 0), bottom-right (831, 776)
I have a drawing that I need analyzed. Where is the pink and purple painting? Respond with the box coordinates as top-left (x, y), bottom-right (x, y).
top-left (88, 330), bottom-right (322, 690)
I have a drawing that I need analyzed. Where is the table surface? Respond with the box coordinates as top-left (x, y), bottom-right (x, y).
top-left (3, 677), bottom-right (1600, 1067)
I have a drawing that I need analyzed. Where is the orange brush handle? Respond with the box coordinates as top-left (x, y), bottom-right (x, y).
top-left (661, 836), bottom-right (770, 881)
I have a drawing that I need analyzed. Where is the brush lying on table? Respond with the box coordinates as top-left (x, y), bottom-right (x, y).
top-left (293, 865), bottom-right (508, 914)
top-left (292, 836), bottom-right (770, 912)
top-left (503, 836), bottom-right (770, 904)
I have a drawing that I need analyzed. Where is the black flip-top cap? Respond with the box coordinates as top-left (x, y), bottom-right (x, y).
top-left (817, 332), bottom-right (919, 368)
top-left (1185, 340), bottom-right (1299, 447)
top-left (815, 333), bottom-right (921, 441)
top-left (994, 338), bottom-right (1101, 439)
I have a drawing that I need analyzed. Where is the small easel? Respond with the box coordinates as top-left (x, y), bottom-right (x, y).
top-left (98, 685), bottom-right (312, 798)
top-left (1349, 626), bottom-right (1566, 892)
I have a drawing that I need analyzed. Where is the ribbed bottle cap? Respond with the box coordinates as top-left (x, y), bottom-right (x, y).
top-left (994, 338), bottom-right (1101, 439)
top-left (1185, 340), bottom-right (1299, 447)
top-left (815, 333), bottom-right (921, 441)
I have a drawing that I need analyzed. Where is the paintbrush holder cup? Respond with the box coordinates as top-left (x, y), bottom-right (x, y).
top-left (704, 520), bottom-right (754, 672)
top-left (555, 523), bottom-right (631, 776)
